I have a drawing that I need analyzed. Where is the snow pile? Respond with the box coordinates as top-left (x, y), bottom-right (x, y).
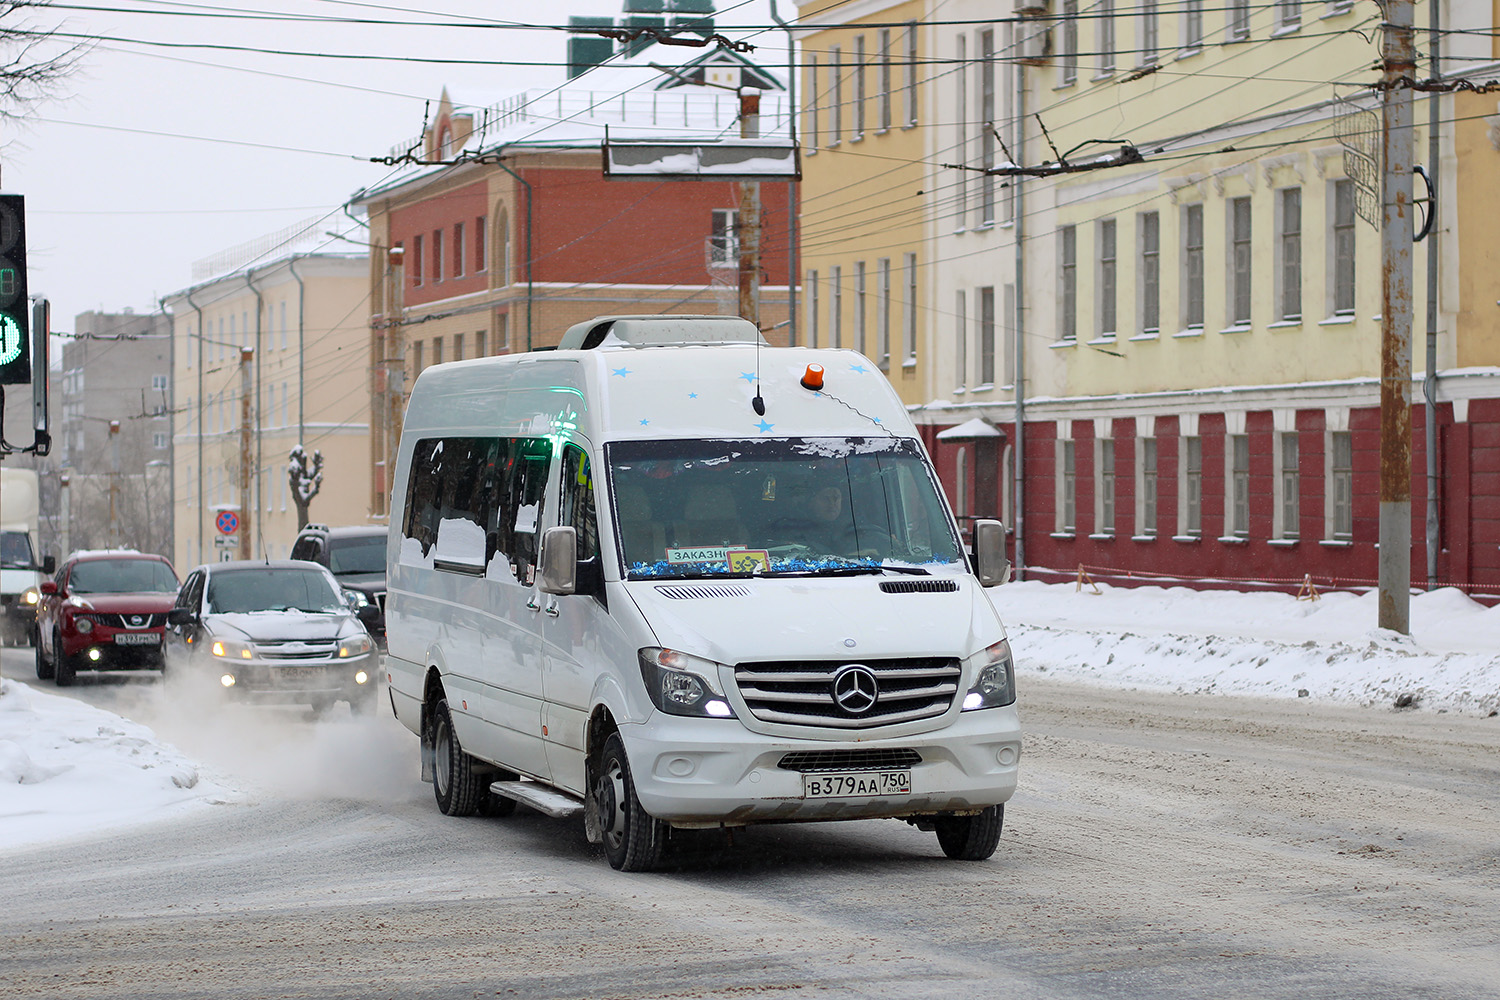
top-left (995, 581), bottom-right (1500, 715)
top-left (0, 677), bottom-right (239, 853)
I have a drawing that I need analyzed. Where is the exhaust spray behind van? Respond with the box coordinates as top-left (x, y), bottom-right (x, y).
top-left (385, 315), bottom-right (1020, 871)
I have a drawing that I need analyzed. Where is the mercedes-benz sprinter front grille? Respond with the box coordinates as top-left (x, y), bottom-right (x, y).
top-left (733, 657), bottom-right (961, 729)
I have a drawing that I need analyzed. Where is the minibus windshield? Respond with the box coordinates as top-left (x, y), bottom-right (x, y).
top-left (606, 437), bottom-right (965, 579)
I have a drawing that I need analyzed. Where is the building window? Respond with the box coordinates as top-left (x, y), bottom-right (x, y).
top-left (475, 329), bottom-right (487, 358)
top-left (1099, 219), bottom-right (1117, 336)
top-left (1184, 204), bottom-right (1204, 328)
top-left (1140, 0), bottom-right (1159, 64)
top-left (710, 208), bottom-right (738, 265)
top-left (432, 335), bottom-right (444, 366)
top-left (1061, 0), bottom-right (1079, 84)
top-left (1280, 431), bottom-right (1300, 539)
top-left (878, 257), bottom-right (892, 368)
top-left (475, 216), bottom-right (487, 271)
top-left (903, 252), bottom-right (917, 364)
top-left (1230, 197), bottom-right (1252, 326)
top-left (1228, 0), bottom-right (1251, 40)
top-left (153, 431), bottom-right (168, 450)
top-left (1059, 225), bottom-right (1077, 341)
top-left (955, 447), bottom-right (969, 518)
top-left (1098, 437), bottom-right (1116, 535)
top-left (830, 266), bottom-right (843, 348)
top-left (955, 289), bottom-right (967, 388)
top-left (855, 261), bottom-right (867, 355)
top-left (852, 34), bottom-right (866, 139)
top-left (1332, 180), bottom-right (1356, 315)
top-left (979, 286), bottom-right (995, 385)
top-left (1003, 283), bottom-right (1016, 385)
top-left (1140, 211), bottom-right (1160, 333)
top-left (1184, 0), bottom-right (1204, 49)
top-left (412, 339), bottom-right (424, 373)
top-left (808, 269), bottom-right (819, 348)
top-left (806, 54), bottom-right (819, 149)
top-left (151, 373), bottom-right (168, 392)
top-left (1184, 436), bottom-right (1202, 537)
top-left (1279, 188), bottom-right (1302, 321)
top-left (495, 211), bottom-right (510, 286)
top-left (1278, 0), bottom-right (1302, 31)
top-left (1140, 437), bottom-right (1158, 537)
top-left (1098, 0), bottom-right (1115, 74)
top-left (433, 228), bottom-right (444, 283)
top-left (412, 234), bottom-right (424, 286)
top-left (1229, 434), bottom-right (1250, 538)
top-left (905, 22), bottom-right (919, 125)
top-left (978, 29), bottom-right (995, 227)
top-left (879, 29), bottom-right (893, 131)
top-left (453, 222), bottom-right (465, 277)
top-left (1060, 438), bottom-right (1077, 533)
top-left (1330, 430), bottom-right (1352, 539)
top-left (829, 45), bottom-right (843, 144)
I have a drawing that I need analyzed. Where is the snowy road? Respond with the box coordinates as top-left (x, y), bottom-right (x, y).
top-left (4, 647), bottom-right (1498, 999)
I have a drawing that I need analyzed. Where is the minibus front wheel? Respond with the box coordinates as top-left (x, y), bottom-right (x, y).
top-left (934, 804), bottom-right (1004, 861)
top-left (594, 733), bottom-right (667, 872)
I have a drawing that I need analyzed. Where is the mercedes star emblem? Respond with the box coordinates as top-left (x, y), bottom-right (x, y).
top-left (831, 664), bottom-right (879, 715)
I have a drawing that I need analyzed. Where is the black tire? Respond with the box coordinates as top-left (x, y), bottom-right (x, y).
top-left (53, 629), bottom-right (77, 688)
top-left (935, 804), bottom-right (1004, 861)
top-left (430, 698), bottom-right (484, 817)
top-left (593, 732), bottom-right (667, 872)
top-left (34, 629), bottom-right (53, 680)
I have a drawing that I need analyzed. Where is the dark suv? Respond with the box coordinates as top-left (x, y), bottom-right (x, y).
top-left (289, 524), bottom-right (386, 648)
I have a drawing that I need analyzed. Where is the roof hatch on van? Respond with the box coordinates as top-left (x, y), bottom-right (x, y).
top-left (558, 314), bottom-right (767, 351)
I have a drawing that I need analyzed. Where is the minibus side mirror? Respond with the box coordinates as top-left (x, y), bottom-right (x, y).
top-left (973, 519), bottom-right (1009, 587)
top-left (539, 526), bottom-right (577, 596)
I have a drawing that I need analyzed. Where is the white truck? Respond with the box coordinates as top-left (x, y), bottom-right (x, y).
top-left (1, 467), bottom-right (52, 646)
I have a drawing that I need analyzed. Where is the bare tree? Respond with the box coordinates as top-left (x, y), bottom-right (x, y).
top-left (1, 1), bottom-right (86, 121)
top-left (288, 445), bottom-right (323, 531)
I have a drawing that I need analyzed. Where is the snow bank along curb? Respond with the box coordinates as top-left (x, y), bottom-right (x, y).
top-left (0, 678), bottom-right (239, 853)
top-left (994, 582), bottom-right (1500, 716)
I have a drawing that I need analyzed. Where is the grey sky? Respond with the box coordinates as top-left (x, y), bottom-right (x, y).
top-left (1, 0), bottom-right (787, 332)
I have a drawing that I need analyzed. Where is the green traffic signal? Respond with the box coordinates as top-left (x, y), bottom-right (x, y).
top-left (0, 193), bottom-right (30, 385)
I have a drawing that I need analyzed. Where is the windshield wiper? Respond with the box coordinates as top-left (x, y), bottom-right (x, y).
top-left (784, 563), bottom-right (932, 578)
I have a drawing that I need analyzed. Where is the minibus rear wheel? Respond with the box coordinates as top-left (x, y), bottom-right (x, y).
top-left (595, 733), bottom-right (667, 872)
top-left (934, 804), bottom-right (1004, 861)
top-left (431, 697), bottom-right (484, 817)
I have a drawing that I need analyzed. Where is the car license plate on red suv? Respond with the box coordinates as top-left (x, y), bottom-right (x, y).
top-left (113, 633), bottom-right (160, 646)
top-left (802, 770), bottom-right (911, 799)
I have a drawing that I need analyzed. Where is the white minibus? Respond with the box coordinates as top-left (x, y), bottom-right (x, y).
top-left (385, 315), bottom-right (1020, 870)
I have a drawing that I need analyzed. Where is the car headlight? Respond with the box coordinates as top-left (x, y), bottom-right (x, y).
top-left (961, 638), bottom-right (1016, 710)
top-left (343, 588), bottom-right (369, 608)
top-left (74, 615), bottom-right (94, 634)
top-left (22, 587), bottom-right (39, 606)
top-left (638, 647), bottom-right (734, 718)
top-left (211, 639), bottom-right (254, 659)
top-left (338, 633), bottom-right (373, 658)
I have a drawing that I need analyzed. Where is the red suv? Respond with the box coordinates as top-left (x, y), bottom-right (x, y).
top-left (35, 551), bottom-right (181, 687)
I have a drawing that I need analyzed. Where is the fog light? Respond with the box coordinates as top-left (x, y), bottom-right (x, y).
top-left (354, 670), bottom-right (369, 685)
top-left (87, 648), bottom-right (102, 662)
top-left (220, 674), bottom-right (236, 688)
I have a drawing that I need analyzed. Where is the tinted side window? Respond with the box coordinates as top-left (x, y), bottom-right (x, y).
top-left (289, 536), bottom-right (322, 562)
top-left (561, 444), bottom-right (598, 562)
top-left (402, 435), bottom-right (551, 584)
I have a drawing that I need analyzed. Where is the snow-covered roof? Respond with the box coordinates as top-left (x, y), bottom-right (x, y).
top-left (936, 418), bottom-right (1004, 441)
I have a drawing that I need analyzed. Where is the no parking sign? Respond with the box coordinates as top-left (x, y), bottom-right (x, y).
top-left (216, 510), bottom-right (239, 535)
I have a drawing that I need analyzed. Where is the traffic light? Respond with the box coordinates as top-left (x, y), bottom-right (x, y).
top-left (0, 193), bottom-right (31, 385)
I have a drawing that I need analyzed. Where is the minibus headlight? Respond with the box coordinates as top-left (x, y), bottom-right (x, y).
top-left (639, 647), bottom-right (735, 719)
top-left (961, 638), bottom-right (1016, 710)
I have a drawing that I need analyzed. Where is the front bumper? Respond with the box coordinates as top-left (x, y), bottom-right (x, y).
top-left (209, 654), bottom-right (377, 705)
top-left (64, 628), bottom-right (167, 669)
top-left (621, 706), bottom-right (1022, 826)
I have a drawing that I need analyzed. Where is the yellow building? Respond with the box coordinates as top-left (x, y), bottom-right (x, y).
top-left (796, 0), bottom-right (931, 405)
top-left (166, 252), bottom-right (372, 569)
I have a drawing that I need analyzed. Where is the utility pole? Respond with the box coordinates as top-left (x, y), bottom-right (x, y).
top-left (1378, 1), bottom-right (1416, 634)
top-left (58, 470), bottom-right (70, 557)
top-left (738, 87), bottom-right (762, 329)
top-left (386, 247), bottom-right (406, 516)
top-left (107, 420), bottom-right (120, 547)
top-left (238, 346), bottom-right (253, 560)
